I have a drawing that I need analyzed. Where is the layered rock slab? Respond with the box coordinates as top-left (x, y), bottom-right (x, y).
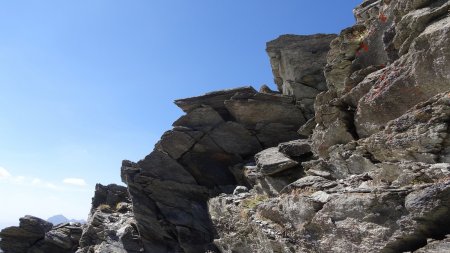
top-left (123, 87), bottom-right (305, 252)
top-left (0, 216), bottom-right (82, 253)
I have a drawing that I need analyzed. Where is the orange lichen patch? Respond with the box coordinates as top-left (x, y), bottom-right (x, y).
top-left (356, 42), bottom-right (369, 56)
top-left (361, 43), bottom-right (369, 51)
top-left (379, 12), bottom-right (388, 23)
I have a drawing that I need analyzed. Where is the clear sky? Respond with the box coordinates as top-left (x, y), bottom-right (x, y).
top-left (0, 0), bottom-right (361, 228)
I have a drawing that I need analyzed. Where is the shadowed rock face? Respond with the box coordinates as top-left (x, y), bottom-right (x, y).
top-left (122, 86), bottom-right (307, 252)
top-left (90, 183), bottom-right (131, 213)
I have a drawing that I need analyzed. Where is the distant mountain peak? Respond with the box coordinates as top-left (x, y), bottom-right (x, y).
top-left (47, 214), bottom-right (85, 225)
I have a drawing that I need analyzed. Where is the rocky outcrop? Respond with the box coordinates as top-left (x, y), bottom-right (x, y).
top-left (360, 92), bottom-right (450, 164)
top-left (76, 183), bottom-right (142, 253)
top-left (311, 0), bottom-right (450, 158)
top-left (207, 0), bottom-right (450, 252)
top-left (122, 86), bottom-right (309, 252)
top-left (116, 1), bottom-right (450, 250)
top-left (210, 160), bottom-right (450, 253)
top-left (0, 216), bottom-right (82, 253)
top-left (2, 1), bottom-right (450, 252)
top-left (267, 34), bottom-right (336, 119)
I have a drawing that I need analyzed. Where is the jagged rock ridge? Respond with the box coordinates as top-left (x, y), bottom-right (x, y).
top-left (0, 216), bottom-right (82, 253)
top-left (121, 86), bottom-right (314, 252)
top-left (1, 0), bottom-right (449, 252)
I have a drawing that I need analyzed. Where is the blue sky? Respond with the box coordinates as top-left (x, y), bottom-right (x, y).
top-left (0, 0), bottom-right (361, 227)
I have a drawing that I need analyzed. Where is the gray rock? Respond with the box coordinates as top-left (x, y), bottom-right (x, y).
top-left (341, 66), bottom-right (384, 108)
top-left (209, 121), bottom-right (262, 157)
top-left (32, 223), bottom-right (82, 253)
top-left (203, 1), bottom-right (450, 253)
top-left (224, 92), bottom-right (305, 127)
top-left (126, 88), bottom-right (309, 252)
top-left (249, 167), bottom-right (305, 197)
top-left (278, 139), bottom-right (312, 157)
top-left (233, 186), bottom-right (249, 195)
top-left (324, 24), bottom-right (367, 95)
top-left (266, 34), bottom-right (336, 93)
top-left (282, 176), bottom-right (336, 193)
top-left (297, 117), bottom-right (316, 138)
top-left (342, 65), bottom-right (384, 98)
top-left (310, 191), bottom-right (331, 203)
top-left (0, 216), bottom-right (82, 253)
top-left (266, 34), bottom-right (336, 119)
top-left (155, 130), bottom-right (196, 159)
top-left (354, 2), bottom-right (450, 137)
top-left (137, 150), bottom-right (197, 185)
top-left (174, 86), bottom-right (256, 118)
top-left (172, 105), bottom-right (224, 131)
top-left (0, 216), bottom-right (53, 253)
top-left (360, 92), bottom-right (450, 163)
top-left (114, 1), bottom-right (450, 252)
top-left (311, 90), bottom-right (355, 158)
top-left (327, 143), bottom-right (377, 177)
top-left (255, 122), bottom-right (301, 148)
top-left (90, 184), bottom-right (130, 214)
top-left (369, 162), bottom-right (450, 188)
top-left (414, 236), bottom-right (450, 253)
top-left (180, 149), bottom-right (241, 188)
top-left (255, 147), bottom-right (299, 175)
top-left (77, 183), bottom-right (142, 253)
top-left (312, 117), bottom-right (355, 158)
top-left (306, 169), bottom-right (332, 179)
top-left (77, 210), bottom-right (141, 253)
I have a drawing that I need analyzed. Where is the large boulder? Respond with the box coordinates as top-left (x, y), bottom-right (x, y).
top-left (266, 34), bottom-right (336, 119)
top-left (255, 147), bottom-right (299, 176)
